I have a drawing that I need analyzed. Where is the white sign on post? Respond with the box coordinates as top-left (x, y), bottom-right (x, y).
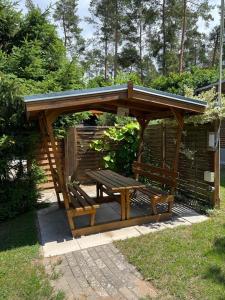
top-left (117, 106), bottom-right (129, 116)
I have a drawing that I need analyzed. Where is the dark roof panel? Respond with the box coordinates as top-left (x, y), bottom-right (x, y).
top-left (24, 84), bottom-right (127, 102)
top-left (133, 85), bottom-right (207, 107)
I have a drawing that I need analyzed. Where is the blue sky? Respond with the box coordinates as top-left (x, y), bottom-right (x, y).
top-left (18, 0), bottom-right (220, 39)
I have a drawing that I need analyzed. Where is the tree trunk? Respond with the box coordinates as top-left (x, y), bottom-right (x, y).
top-left (211, 29), bottom-right (219, 67)
top-left (162, 0), bottom-right (166, 75)
top-left (139, 6), bottom-right (143, 83)
top-left (114, 0), bottom-right (119, 80)
top-left (179, 0), bottom-right (187, 73)
top-left (62, 10), bottom-right (67, 48)
top-left (104, 38), bottom-right (108, 80)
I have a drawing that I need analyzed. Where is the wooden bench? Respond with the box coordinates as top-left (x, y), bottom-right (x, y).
top-left (132, 161), bottom-right (178, 215)
top-left (67, 182), bottom-right (100, 229)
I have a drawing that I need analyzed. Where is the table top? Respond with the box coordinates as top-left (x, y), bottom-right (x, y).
top-left (87, 169), bottom-right (145, 192)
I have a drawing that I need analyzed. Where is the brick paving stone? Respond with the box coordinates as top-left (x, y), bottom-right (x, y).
top-left (45, 243), bottom-right (158, 300)
top-left (119, 287), bottom-right (138, 300)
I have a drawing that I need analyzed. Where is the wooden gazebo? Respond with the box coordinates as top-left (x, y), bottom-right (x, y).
top-left (25, 82), bottom-right (207, 236)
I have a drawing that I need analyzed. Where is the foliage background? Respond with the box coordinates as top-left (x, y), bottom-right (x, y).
top-left (0, 0), bottom-right (223, 220)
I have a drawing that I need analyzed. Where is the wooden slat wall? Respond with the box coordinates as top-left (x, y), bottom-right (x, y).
top-left (36, 139), bottom-right (64, 189)
top-left (144, 122), bottom-right (215, 211)
top-left (65, 126), bottom-right (110, 183)
top-left (221, 119), bottom-right (225, 148)
top-left (143, 124), bottom-right (163, 166)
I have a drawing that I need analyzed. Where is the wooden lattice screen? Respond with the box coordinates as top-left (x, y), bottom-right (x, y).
top-left (36, 123), bottom-right (218, 210)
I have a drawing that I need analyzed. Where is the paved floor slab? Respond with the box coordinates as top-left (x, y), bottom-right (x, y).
top-left (38, 188), bottom-right (208, 257)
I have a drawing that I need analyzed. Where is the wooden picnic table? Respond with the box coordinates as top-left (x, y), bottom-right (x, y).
top-left (87, 169), bottom-right (145, 220)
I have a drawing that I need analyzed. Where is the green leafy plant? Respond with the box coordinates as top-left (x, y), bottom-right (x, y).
top-left (0, 74), bottom-right (43, 221)
top-left (90, 122), bottom-right (139, 176)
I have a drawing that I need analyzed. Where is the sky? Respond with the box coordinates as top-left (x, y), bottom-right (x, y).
top-left (18, 0), bottom-right (220, 39)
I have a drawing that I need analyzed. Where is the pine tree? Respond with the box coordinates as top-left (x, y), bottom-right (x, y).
top-left (53, 0), bottom-right (84, 56)
top-left (88, 0), bottom-right (115, 79)
top-left (178, 0), bottom-right (213, 73)
top-left (208, 26), bottom-right (220, 68)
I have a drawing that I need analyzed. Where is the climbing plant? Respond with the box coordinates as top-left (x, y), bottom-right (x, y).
top-left (90, 122), bottom-right (139, 176)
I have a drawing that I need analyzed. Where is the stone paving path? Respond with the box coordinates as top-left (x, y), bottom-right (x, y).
top-left (45, 243), bottom-right (158, 300)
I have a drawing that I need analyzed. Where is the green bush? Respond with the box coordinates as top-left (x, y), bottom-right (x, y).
top-left (90, 122), bottom-right (139, 176)
top-left (150, 67), bottom-right (218, 95)
top-left (0, 74), bottom-right (43, 221)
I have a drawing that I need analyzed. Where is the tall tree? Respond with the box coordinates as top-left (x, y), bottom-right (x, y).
top-left (0, 0), bottom-right (21, 53)
top-left (179, 0), bottom-right (187, 73)
top-left (178, 0), bottom-right (213, 73)
top-left (88, 0), bottom-right (115, 79)
top-left (149, 0), bottom-right (179, 75)
top-left (208, 26), bottom-right (220, 68)
top-left (53, 0), bottom-right (84, 55)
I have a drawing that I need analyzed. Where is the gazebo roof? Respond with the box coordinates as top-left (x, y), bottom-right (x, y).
top-left (24, 82), bottom-right (207, 120)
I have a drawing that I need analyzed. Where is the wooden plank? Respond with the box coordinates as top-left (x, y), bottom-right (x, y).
top-left (68, 185), bottom-right (92, 210)
top-left (43, 112), bottom-right (70, 210)
top-left (71, 212), bottom-right (172, 237)
top-left (88, 170), bottom-right (144, 191)
top-left (99, 170), bottom-right (145, 189)
top-left (133, 161), bottom-right (178, 178)
top-left (71, 183), bottom-right (100, 208)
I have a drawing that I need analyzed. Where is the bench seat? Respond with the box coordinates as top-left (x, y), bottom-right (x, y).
top-left (67, 182), bottom-right (100, 229)
top-left (132, 161), bottom-right (177, 215)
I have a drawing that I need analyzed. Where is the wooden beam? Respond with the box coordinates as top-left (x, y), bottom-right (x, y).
top-left (71, 212), bottom-right (172, 237)
top-left (39, 116), bottom-right (62, 206)
top-left (127, 81), bottom-right (133, 99)
top-left (170, 108), bottom-right (184, 128)
top-left (172, 110), bottom-right (184, 174)
top-left (42, 112), bottom-right (70, 209)
top-left (26, 92), bottom-right (127, 112)
top-left (212, 119), bottom-right (220, 208)
top-left (132, 91), bottom-right (206, 113)
top-left (135, 116), bottom-right (151, 179)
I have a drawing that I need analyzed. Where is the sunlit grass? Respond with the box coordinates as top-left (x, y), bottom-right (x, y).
top-left (116, 168), bottom-right (225, 299)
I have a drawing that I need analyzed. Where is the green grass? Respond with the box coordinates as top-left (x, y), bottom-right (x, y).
top-left (116, 168), bottom-right (225, 300)
top-left (0, 211), bottom-right (63, 300)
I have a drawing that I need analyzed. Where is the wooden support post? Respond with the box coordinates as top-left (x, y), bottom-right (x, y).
top-left (42, 112), bottom-right (70, 210)
top-left (213, 119), bottom-right (220, 208)
top-left (136, 116), bottom-right (150, 179)
top-left (162, 122), bottom-right (166, 168)
top-left (127, 81), bottom-right (133, 99)
top-left (120, 191), bottom-right (126, 221)
top-left (39, 117), bottom-right (62, 206)
top-left (136, 117), bottom-right (149, 163)
top-left (170, 108), bottom-right (184, 173)
top-left (125, 189), bottom-right (130, 220)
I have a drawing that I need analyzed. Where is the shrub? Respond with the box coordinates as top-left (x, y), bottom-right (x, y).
top-left (0, 74), bottom-right (42, 221)
top-left (90, 122), bottom-right (139, 176)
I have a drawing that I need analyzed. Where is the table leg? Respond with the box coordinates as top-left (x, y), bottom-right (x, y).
top-left (120, 191), bottom-right (126, 221)
top-left (96, 183), bottom-right (99, 199)
top-left (125, 189), bottom-right (130, 220)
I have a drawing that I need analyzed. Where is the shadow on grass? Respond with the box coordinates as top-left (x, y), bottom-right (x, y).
top-left (205, 265), bottom-right (225, 286)
top-left (0, 210), bottom-right (38, 252)
top-left (221, 167), bottom-right (225, 189)
top-left (204, 236), bottom-right (225, 291)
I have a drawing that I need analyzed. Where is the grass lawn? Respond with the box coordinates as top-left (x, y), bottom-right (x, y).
top-left (0, 211), bottom-right (63, 300)
top-left (116, 168), bottom-right (225, 300)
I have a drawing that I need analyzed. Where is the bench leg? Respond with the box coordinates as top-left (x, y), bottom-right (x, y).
top-left (100, 184), bottom-right (103, 199)
top-left (168, 200), bottom-right (174, 213)
top-left (90, 213), bottom-right (96, 226)
top-left (151, 199), bottom-right (157, 215)
top-left (67, 210), bottom-right (75, 230)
